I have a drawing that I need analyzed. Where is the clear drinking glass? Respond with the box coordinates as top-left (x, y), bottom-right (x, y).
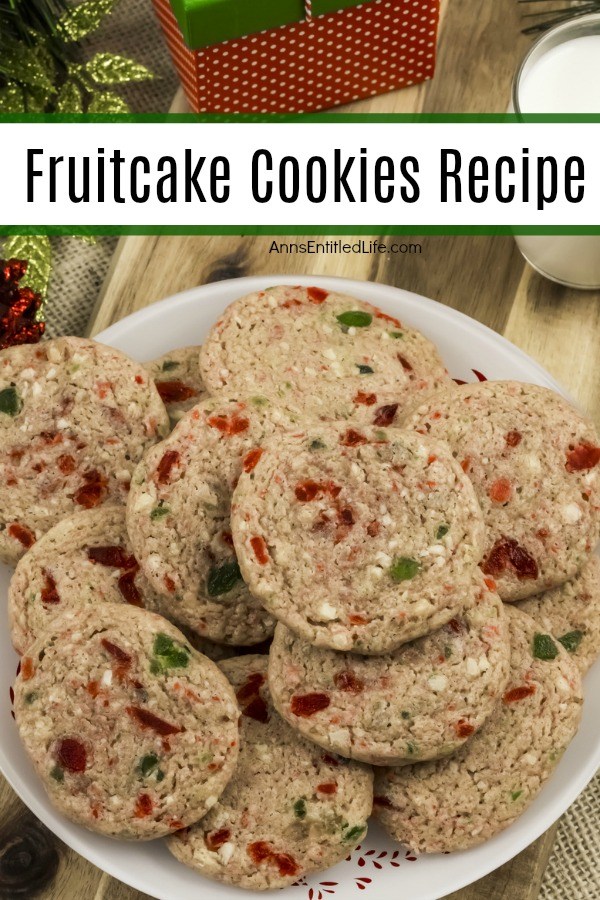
top-left (511, 13), bottom-right (600, 289)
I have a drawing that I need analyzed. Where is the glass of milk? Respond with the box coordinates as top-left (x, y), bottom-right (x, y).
top-left (512, 13), bottom-right (600, 289)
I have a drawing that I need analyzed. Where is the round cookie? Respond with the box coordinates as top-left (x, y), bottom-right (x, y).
top-left (145, 346), bottom-right (207, 427)
top-left (268, 575), bottom-right (510, 765)
top-left (373, 606), bottom-right (583, 853)
top-left (231, 423), bottom-right (485, 654)
top-left (13, 604), bottom-right (239, 840)
top-left (8, 505), bottom-right (166, 655)
top-left (518, 555), bottom-right (600, 674)
top-left (0, 337), bottom-right (169, 565)
top-left (127, 396), bottom-right (301, 645)
top-left (168, 655), bottom-right (373, 891)
top-left (200, 285), bottom-right (450, 424)
top-left (404, 381), bottom-right (600, 601)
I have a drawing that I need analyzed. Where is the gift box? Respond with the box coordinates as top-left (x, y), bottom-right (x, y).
top-left (152, 0), bottom-right (440, 113)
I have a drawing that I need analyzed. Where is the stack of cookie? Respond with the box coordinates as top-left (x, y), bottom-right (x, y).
top-left (3, 286), bottom-right (599, 893)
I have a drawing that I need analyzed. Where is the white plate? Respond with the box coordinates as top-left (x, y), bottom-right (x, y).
top-left (0, 275), bottom-right (598, 900)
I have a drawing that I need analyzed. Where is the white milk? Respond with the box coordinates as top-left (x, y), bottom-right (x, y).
top-left (515, 32), bottom-right (600, 288)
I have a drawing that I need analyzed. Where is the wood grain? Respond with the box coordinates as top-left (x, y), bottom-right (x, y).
top-left (2, 1), bottom-right (599, 899)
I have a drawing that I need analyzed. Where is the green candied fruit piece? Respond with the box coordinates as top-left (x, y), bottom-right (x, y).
top-left (293, 799), bottom-right (307, 819)
top-left (375, 430), bottom-right (388, 442)
top-left (150, 503), bottom-right (170, 520)
top-left (150, 633), bottom-right (191, 674)
top-left (139, 753), bottom-right (160, 777)
top-left (389, 557), bottom-right (421, 582)
top-left (356, 364), bottom-right (374, 375)
top-left (336, 311), bottom-right (373, 328)
top-left (50, 765), bottom-right (64, 783)
top-left (533, 633), bottom-right (559, 661)
top-left (558, 630), bottom-right (584, 654)
top-left (207, 560), bottom-right (242, 597)
top-left (444, 645), bottom-right (452, 659)
top-left (0, 386), bottom-right (22, 417)
top-left (309, 439), bottom-right (326, 451)
top-left (401, 710), bottom-right (411, 720)
top-left (406, 741), bottom-right (418, 756)
top-left (343, 824), bottom-right (367, 843)
top-left (156, 769), bottom-right (165, 782)
top-left (161, 359), bottom-right (179, 371)
top-left (436, 524), bottom-right (449, 540)
top-left (511, 790), bottom-right (523, 801)
top-left (24, 691), bottom-right (37, 704)
top-left (251, 395), bottom-right (269, 408)
top-left (389, 331), bottom-right (404, 339)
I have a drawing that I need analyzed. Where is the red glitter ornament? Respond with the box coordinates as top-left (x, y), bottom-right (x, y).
top-left (0, 259), bottom-right (45, 351)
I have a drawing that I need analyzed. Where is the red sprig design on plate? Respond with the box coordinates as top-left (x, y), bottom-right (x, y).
top-left (453, 368), bottom-right (488, 386)
top-left (355, 877), bottom-right (372, 890)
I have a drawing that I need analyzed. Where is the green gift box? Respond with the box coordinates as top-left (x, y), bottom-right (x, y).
top-left (169, 0), bottom-right (367, 49)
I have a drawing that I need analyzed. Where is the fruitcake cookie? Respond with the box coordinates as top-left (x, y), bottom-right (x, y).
top-left (518, 555), bottom-right (600, 674)
top-left (145, 346), bottom-right (207, 426)
top-left (404, 381), bottom-right (600, 601)
top-left (8, 506), bottom-right (167, 655)
top-left (373, 606), bottom-right (583, 853)
top-left (168, 655), bottom-right (373, 890)
top-left (13, 605), bottom-right (239, 840)
top-left (231, 424), bottom-right (485, 654)
top-left (127, 397), bottom-right (300, 645)
top-left (268, 575), bottom-right (510, 765)
top-left (0, 337), bottom-right (169, 565)
top-left (200, 285), bottom-right (450, 424)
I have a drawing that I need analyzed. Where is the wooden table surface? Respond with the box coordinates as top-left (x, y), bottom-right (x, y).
top-left (2, 1), bottom-right (599, 898)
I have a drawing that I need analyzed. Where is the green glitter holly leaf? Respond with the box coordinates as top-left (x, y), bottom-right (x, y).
top-left (56, 79), bottom-right (83, 112)
top-left (87, 90), bottom-right (130, 113)
top-left (4, 236), bottom-right (52, 299)
top-left (0, 43), bottom-right (55, 93)
top-left (0, 84), bottom-right (25, 112)
top-left (84, 53), bottom-right (153, 86)
top-left (57, 0), bottom-right (119, 43)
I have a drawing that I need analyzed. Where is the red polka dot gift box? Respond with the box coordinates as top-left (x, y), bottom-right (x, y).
top-left (152, 0), bottom-right (440, 113)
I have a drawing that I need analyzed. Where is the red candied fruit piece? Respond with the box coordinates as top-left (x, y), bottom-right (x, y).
top-left (58, 454), bottom-right (76, 474)
top-left (87, 546), bottom-right (137, 569)
top-left (307, 286), bottom-right (328, 304)
top-left (236, 673), bottom-right (270, 723)
top-left (367, 521), bottom-right (380, 537)
top-left (207, 414), bottom-right (250, 436)
top-left (20, 657), bottom-right (34, 681)
top-left (74, 470), bottom-right (107, 509)
top-left (373, 404), bottom-right (399, 427)
top-left (482, 538), bottom-right (539, 580)
top-left (156, 450), bottom-right (180, 485)
top-left (126, 706), bottom-right (183, 736)
top-left (164, 574), bottom-right (177, 593)
top-left (446, 618), bottom-right (465, 634)
top-left (247, 842), bottom-right (299, 877)
top-left (101, 638), bottom-right (132, 665)
top-left (243, 448), bottom-right (264, 473)
top-left (291, 693), bottom-right (330, 717)
top-left (8, 523), bottom-right (36, 549)
top-left (206, 828), bottom-right (231, 851)
top-left (503, 685), bottom-right (536, 704)
top-left (338, 507), bottom-right (354, 526)
top-left (373, 795), bottom-right (395, 809)
top-left (348, 613), bottom-right (367, 625)
top-left (375, 310), bottom-right (402, 327)
top-left (118, 569), bottom-right (144, 607)
top-left (40, 571), bottom-right (60, 605)
top-left (565, 443), bottom-right (600, 473)
top-left (455, 720), bottom-right (475, 738)
top-left (397, 354), bottom-right (413, 372)
top-left (488, 478), bottom-right (512, 504)
top-left (243, 696), bottom-right (270, 723)
top-left (156, 381), bottom-right (197, 403)
top-left (134, 793), bottom-right (154, 818)
top-left (295, 480), bottom-right (320, 502)
top-left (250, 536), bottom-right (269, 565)
top-left (340, 429), bottom-right (367, 447)
top-left (505, 431), bottom-right (522, 447)
top-left (354, 391), bottom-right (377, 406)
top-left (334, 671), bottom-right (365, 693)
top-left (317, 782), bottom-right (338, 794)
top-left (321, 753), bottom-right (340, 767)
top-left (56, 738), bottom-right (87, 774)
top-left (236, 673), bottom-right (265, 702)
